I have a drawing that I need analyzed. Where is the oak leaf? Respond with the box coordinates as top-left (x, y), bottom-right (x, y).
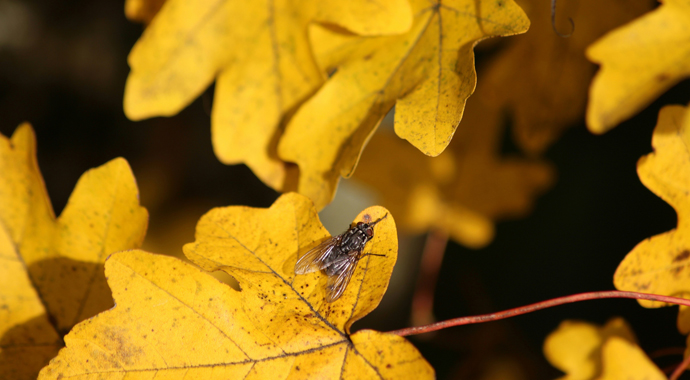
top-left (543, 318), bottom-right (636, 380)
top-left (586, 0), bottom-right (690, 133)
top-left (123, 0), bottom-right (412, 191)
top-left (475, 0), bottom-right (653, 153)
top-left (0, 124), bottom-right (148, 379)
top-left (279, 0), bottom-right (530, 209)
top-left (613, 105), bottom-right (690, 311)
top-left (40, 193), bottom-right (433, 379)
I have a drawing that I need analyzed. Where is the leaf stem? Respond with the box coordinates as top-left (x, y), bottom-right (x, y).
top-left (387, 291), bottom-right (690, 337)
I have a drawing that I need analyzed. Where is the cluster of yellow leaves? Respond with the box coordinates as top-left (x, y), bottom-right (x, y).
top-left (587, 0), bottom-right (690, 133)
top-left (0, 124), bottom-right (148, 379)
top-left (347, 0), bottom-right (657, 246)
top-left (124, 0), bottom-right (413, 195)
top-left (40, 193), bottom-right (433, 379)
top-left (0, 124), bottom-right (430, 378)
top-left (124, 0), bottom-right (531, 209)
top-left (543, 318), bottom-right (665, 380)
top-left (280, 0), bottom-right (530, 208)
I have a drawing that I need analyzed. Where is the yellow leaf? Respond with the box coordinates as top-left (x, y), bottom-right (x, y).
top-left (40, 194), bottom-right (433, 379)
top-left (0, 124), bottom-right (148, 379)
top-left (0, 220), bottom-right (61, 380)
top-left (279, 0), bottom-right (530, 209)
top-left (597, 337), bottom-right (665, 380)
top-left (183, 192), bottom-right (398, 333)
top-left (354, 95), bottom-right (554, 248)
top-left (613, 105), bottom-right (690, 309)
top-left (123, 0), bottom-right (412, 191)
top-left (586, 0), bottom-right (690, 133)
top-left (476, 0), bottom-right (653, 153)
top-left (543, 318), bottom-right (636, 380)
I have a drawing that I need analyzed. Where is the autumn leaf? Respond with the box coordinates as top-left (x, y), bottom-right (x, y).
top-left (183, 192), bottom-right (398, 333)
top-left (40, 193), bottom-right (434, 379)
top-left (278, 0), bottom-right (530, 209)
top-left (475, 0), bottom-right (653, 154)
top-left (0, 219), bottom-right (61, 380)
top-left (123, 0), bottom-right (412, 191)
top-left (354, 94), bottom-right (554, 248)
top-left (0, 124), bottom-right (148, 379)
top-left (586, 0), bottom-right (690, 133)
top-left (543, 318), bottom-right (637, 380)
top-left (613, 105), bottom-right (690, 311)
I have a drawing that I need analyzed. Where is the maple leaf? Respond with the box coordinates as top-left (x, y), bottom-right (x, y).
top-left (586, 0), bottom-right (690, 133)
top-left (123, 0), bottom-right (412, 191)
top-left (613, 105), bottom-right (690, 310)
top-left (543, 318), bottom-right (637, 380)
top-left (278, 0), bottom-right (530, 209)
top-left (354, 94), bottom-right (554, 248)
top-left (475, 0), bottom-right (653, 154)
top-left (39, 193), bottom-right (434, 379)
top-left (0, 124), bottom-right (148, 379)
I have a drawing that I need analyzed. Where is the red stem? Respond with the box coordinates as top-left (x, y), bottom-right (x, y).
top-left (387, 291), bottom-right (690, 337)
top-left (410, 229), bottom-right (448, 328)
top-left (670, 353), bottom-right (690, 380)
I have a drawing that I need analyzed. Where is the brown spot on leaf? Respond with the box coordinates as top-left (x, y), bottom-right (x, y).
top-left (673, 250), bottom-right (690, 263)
top-left (655, 73), bottom-right (670, 82)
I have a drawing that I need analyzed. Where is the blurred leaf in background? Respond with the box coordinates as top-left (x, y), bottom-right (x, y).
top-left (476, 0), bottom-right (654, 154)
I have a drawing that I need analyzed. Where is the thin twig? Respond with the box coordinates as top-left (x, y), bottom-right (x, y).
top-left (410, 229), bottom-right (449, 330)
top-left (670, 353), bottom-right (690, 380)
top-left (649, 347), bottom-right (686, 359)
top-left (388, 291), bottom-right (690, 337)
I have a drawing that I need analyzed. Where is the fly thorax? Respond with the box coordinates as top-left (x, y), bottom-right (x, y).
top-left (340, 228), bottom-right (369, 252)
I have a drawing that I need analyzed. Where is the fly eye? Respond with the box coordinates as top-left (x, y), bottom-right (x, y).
top-left (357, 222), bottom-right (364, 227)
top-left (365, 228), bottom-right (373, 237)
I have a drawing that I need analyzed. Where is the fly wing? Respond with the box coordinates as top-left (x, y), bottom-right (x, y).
top-left (325, 255), bottom-right (358, 302)
top-left (294, 236), bottom-right (340, 275)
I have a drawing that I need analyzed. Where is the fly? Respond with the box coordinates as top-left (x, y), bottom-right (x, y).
top-left (294, 214), bottom-right (388, 302)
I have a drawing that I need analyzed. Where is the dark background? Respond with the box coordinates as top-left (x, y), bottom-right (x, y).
top-left (1, 1), bottom-right (688, 378)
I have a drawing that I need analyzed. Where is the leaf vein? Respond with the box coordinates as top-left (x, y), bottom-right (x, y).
top-left (210, 215), bottom-right (347, 338)
top-left (58, 339), bottom-right (349, 378)
top-left (115, 259), bottom-right (253, 360)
